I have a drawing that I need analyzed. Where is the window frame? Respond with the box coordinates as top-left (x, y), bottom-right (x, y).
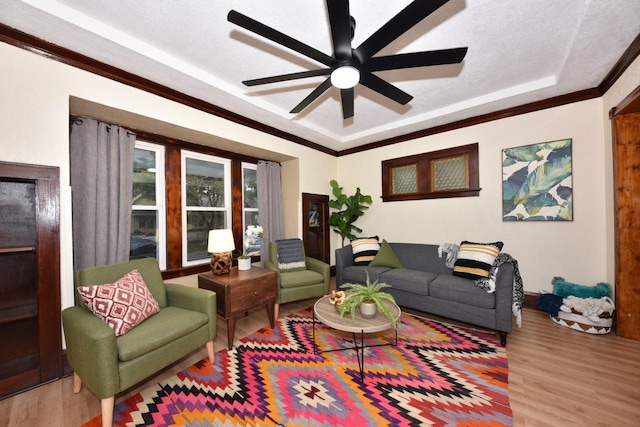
top-left (381, 143), bottom-right (480, 202)
top-left (117, 128), bottom-right (263, 279)
top-left (131, 141), bottom-right (167, 269)
top-left (181, 150), bottom-right (232, 267)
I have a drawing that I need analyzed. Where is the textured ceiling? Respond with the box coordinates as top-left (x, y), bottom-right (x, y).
top-left (1, 0), bottom-right (639, 152)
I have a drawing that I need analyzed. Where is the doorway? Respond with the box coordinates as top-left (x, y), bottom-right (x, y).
top-left (301, 193), bottom-right (330, 264)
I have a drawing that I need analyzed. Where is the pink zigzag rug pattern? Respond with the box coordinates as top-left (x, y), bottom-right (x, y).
top-left (84, 307), bottom-right (513, 426)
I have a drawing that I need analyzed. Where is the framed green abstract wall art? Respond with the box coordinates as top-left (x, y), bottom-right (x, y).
top-left (502, 139), bottom-right (573, 221)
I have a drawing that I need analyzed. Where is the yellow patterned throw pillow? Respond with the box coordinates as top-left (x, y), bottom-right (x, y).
top-left (351, 236), bottom-right (380, 265)
top-left (453, 241), bottom-right (503, 280)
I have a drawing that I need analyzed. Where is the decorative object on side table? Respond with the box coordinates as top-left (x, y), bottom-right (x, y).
top-left (339, 272), bottom-right (398, 328)
top-left (236, 250), bottom-right (252, 271)
top-left (208, 229), bottom-right (235, 275)
top-left (244, 225), bottom-right (263, 255)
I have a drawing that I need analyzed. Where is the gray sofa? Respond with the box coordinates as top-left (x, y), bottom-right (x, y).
top-left (335, 243), bottom-right (514, 345)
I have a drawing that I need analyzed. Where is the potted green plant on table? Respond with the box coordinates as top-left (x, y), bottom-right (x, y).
top-left (338, 272), bottom-right (398, 328)
top-left (236, 250), bottom-right (252, 271)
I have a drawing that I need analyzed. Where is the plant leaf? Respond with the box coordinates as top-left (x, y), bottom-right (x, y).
top-left (514, 156), bottom-right (571, 205)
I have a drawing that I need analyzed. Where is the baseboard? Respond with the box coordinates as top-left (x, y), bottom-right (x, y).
top-left (523, 292), bottom-right (539, 309)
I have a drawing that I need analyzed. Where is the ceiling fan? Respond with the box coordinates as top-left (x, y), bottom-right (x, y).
top-left (228, 0), bottom-right (468, 120)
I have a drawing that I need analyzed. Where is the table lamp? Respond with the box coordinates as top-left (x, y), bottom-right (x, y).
top-left (208, 229), bottom-right (235, 275)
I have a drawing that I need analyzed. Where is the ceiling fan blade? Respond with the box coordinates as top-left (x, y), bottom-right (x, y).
top-left (290, 78), bottom-right (333, 113)
top-left (341, 88), bottom-right (354, 119)
top-left (228, 10), bottom-right (333, 66)
top-left (243, 68), bottom-right (331, 86)
top-left (354, 0), bottom-right (449, 63)
top-left (327, 0), bottom-right (352, 60)
top-left (364, 48), bottom-right (468, 72)
top-left (359, 72), bottom-right (413, 105)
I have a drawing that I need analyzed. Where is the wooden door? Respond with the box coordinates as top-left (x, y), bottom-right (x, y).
top-left (612, 87), bottom-right (640, 340)
top-left (302, 193), bottom-right (329, 263)
top-left (0, 162), bottom-right (61, 397)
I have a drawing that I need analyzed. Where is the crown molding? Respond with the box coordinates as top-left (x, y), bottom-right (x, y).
top-left (0, 23), bottom-right (337, 157)
top-left (2, 22), bottom-right (638, 157)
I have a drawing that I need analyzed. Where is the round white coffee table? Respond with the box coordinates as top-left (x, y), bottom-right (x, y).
top-left (313, 294), bottom-right (401, 381)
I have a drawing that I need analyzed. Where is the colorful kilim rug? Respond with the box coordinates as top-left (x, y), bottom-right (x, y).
top-left (84, 307), bottom-right (512, 426)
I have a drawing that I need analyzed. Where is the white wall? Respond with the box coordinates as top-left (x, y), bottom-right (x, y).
top-left (337, 99), bottom-right (609, 294)
top-left (2, 37), bottom-right (639, 302)
top-left (0, 42), bottom-right (337, 309)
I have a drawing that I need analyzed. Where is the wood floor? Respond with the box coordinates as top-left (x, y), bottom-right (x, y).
top-left (1, 299), bottom-right (639, 426)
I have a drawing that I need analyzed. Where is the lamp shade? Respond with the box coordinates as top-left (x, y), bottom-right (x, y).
top-left (207, 229), bottom-right (235, 253)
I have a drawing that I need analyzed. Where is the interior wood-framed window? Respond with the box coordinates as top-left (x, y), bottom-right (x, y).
top-left (382, 143), bottom-right (480, 202)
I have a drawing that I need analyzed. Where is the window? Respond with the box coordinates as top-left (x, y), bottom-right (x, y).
top-left (242, 163), bottom-right (261, 256)
top-left (181, 151), bottom-right (231, 266)
top-left (130, 141), bottom-right (166, 269)
top-left (382, 143), bottom-right (480, 202)
top-left (86, 122), bottom-right (263, 277)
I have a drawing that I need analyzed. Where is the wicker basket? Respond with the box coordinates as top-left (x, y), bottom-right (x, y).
top-left (550, 296), bottom-right (614, 334)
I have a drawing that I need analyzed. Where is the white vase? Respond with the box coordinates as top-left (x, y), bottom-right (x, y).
top-left (359, 301), bottom-right (377, 319)
top-left (237, 258), bottom-right (251, 271)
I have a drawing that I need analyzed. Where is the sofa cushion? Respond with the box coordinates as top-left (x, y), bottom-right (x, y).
top-left (429, 275), bottom-right (495, 309)
top-left (116, 306), bottom-right (208, 361)
top-left (351, 236), bottom-right (380, 265)
top-left (77, 269), bottom-right (161, 336)
top-left (280, 270), bottom-right (325, 288)
top-left (370, 239), bottom-right (404, 268)
top-left (453, 241), bottom-right (503, 280)
top-left (379, 269), bottom-right (437, 296)
top-left (341, 266), bottom-right (392, 287)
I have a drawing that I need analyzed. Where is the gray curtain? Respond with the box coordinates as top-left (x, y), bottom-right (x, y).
top-left (70, 117), bottom-right (135, 270)
top-left (257, 160), bottom-right (284, 263)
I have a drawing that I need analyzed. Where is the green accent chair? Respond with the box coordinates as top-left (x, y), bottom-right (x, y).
top-left (61, 258), bottom-right (217, 427)
top-left (264, 240), bottom-right (330, 319)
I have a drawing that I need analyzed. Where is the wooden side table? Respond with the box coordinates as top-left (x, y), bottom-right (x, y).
top-left (198, 266), bottom-right (278, 349)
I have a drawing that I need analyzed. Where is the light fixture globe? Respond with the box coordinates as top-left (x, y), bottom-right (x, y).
top-left (330, 65), bottom-right (360, 89)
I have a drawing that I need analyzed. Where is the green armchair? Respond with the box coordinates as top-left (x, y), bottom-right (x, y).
top-left (62, 258), bottom-right (216, 427)
top-left (264, 240), bottom-right (330, 319)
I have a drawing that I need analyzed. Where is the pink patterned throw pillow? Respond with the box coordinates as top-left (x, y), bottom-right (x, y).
top-left (77, 269), bottom-right (161, 336)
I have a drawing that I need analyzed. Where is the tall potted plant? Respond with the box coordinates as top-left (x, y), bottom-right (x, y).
top-left (328, 179), bottom-right (373, 247)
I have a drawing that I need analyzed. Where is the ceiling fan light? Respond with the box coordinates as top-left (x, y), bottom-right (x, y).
top-left (331, 65), bottom-right (360, 89)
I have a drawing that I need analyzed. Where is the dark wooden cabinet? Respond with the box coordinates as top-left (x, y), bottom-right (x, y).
top-left (0, 161), bottom-right (61, 397)
top-left (198, 267), bottom-right (277, 349)
top-left (302, 193), bottom-right (330, 264)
